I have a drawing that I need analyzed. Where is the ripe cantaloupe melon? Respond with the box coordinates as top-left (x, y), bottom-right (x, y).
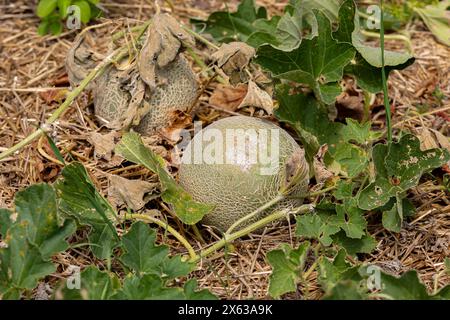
top-left (178, 116), bottom-right (309, 232)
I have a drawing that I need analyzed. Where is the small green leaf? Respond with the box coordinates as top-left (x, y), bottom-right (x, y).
top-left (183, 279), bottom-right (218, 300)
top-left (342, 118), bottom-right (380, 145)
top-left (358, 134), bottom-right (450, 211)
top-left (296, 212), bottom-right (340, 246)
top-left (379, 270), bottom-right (431, 300)
top-left (161, 256), bottom-right (193, 280)
top-left (267, 242), bottom-right (310, 298)
top-left (331, 231), bottom-right (377, 256)
top-left (333, 180), bottom-right (354, 200)
top-left (73, 0), bottom-right (91, 24)
top-left (445, 257), bottom-right (450, 275)
top-left (58, 266), bottom-right (120, 300)
top-left (0, 222), bottom-right (56, 295)
top-left (190, 0), bottom-right (267, 43)
top-left (37, 20), bottom-right (50, 35)
top-left (88, 223), bottom-right (118, 260)
top-left (413, 1), bottom-right (450, 47)
top-left (37, 0), bottom-right (58, 18)
top-left (323, 280), bottom-right (366, 300)
top-left (115, 132), bottom-right (213, 225)
top-left (113, 274), bottom-right (185, 300)
top-left (54, 162), bottom-right (119, 259)
top-left (14, 184), bottom-right (76, 260)
top-left (121, 222), bottom-right (169, 276)
top-left (57, 0), bottom-right (71, 18)
top-left (335, 0), bottom-right (414, 92)
top-left (317, 249), bottom-right (357, 292)
top-left (0, 209), bottom-right (13, 236)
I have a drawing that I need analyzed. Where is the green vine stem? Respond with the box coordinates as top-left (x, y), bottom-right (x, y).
top-left (360, 30), bottom-right (413, 53)
top-left (380, 0), bottom-right (392, 145)
top-left (182, 25), bottom-right (220, 50)
top-left (191, 204), bottom-right (314, 263)
top-left (125, 213), bottom-right (198, 260)
top-left (0, 25), bottom-right (149, 161)
top-left (225, 194), bottom-right (285, 235)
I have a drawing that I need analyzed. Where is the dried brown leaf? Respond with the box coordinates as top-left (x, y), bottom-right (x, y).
top-left (313, 144), bottom-right (334, 184)
top-left (88, 131), bottom-right (119, 161)
top-left (138, 13), bottom-right (195, 89)
top-left (108, 175), bottom-right (159, 211)
top-left (209, 83), bottom-right (248, 111)
top-left (238, 80), bottom-right (274, 115)
top-left (211, 42), bottom-right (255, 76)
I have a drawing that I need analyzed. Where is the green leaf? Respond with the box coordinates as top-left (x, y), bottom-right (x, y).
top-left (247, 3), bottom-right (319, 51)
top-left (37, 0), bottom-right (58, 18)
top-left (14, 184), bottom-right (76, 260)
top-left (445, 257), bottom-right (450, 275)
top-left (58, 266), bottom-right (120, 300)
top-left (121, 222), bottom-right (169, 276)
top-left (267, 242), bottom-right (310, 298)
top-left (88, 223), bottom-right (118, 260)
top-left (289, 0), bottom-right (342, 23)
top-left (191, 0), bottom-right (267, 43)
top-left (256, 11), bottom-right (355, 104)
top-left (161, 256), bottom-right (193, 280)
top-left (113, 274), bottom-right (185, 300)
top-left (295, 212), bottom-right (340, 246)
top-left (275, 85), bottom-right (369, 178)
top-left (37, 20), bottom-right (50, 35)
top-left (57, 0), bottom-right (71, 18)
top-left (115, 132), bottom-right (213, 225)
top-left (414, 1), bottom-right (450, 47)
top-left (323, 280), bottom-right (366, 300)
top-left (0, 209), bottom-right (13, 236)
top-left (0, 222), bottom-right (56, 295)
top-left (54, 162), bottom-right (119, 259)
top-left (317, 249), bottom-right (356, 292)
top-left (333, 180), bottom-right (354, 200)
top-left (334, 203), bottom-right (366, 239)
top-left (331, 231), bottom-right (377, 255)
top-left (379, 270), bottom-right (431, 300)
top-left (183, 279), bottom-right (218, 300)
top-left (358, 134), bottom-right (450, 211)
top-left (342, 118), bottom-right (380, 145)
top-left (73, 0), bottom-right (91, 24)
top-left (335, 0), bottom-right (414, 92)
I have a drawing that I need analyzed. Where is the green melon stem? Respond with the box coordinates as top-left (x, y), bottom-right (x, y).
top-left (182, 25), bottom-right (220, 50)
top-left (125, 213), bottom-right (198, 261)
top-left (225, 194), bottom-right (285, 235)
top-left (191, 204), bottom-right (314, 263)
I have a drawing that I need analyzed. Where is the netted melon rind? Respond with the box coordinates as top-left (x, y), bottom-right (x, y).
top-left (93, 65), bottom-right (130, 123)
top-left (93, 54), bottom-right (198, 134)
top-left (178, 116), bottom-right (310, 232)
top-left (134, 55), bottom-right (198, 134)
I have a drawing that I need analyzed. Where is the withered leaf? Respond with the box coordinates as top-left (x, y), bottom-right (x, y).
top-left (313, 144), bottom-right (334, 184)
top-left (65, 33), bottom-right (99, 88)
top-left (209, 83), bottom-right (248, 112)
top-left (238, 80), bottom-right (274, 115)
top-left (88, 131), bottom-right (119, 161)
top-left (138, 13), bottom-right (195, 89)
top-left (108, 175), bottom-right (159, 211)
top-left (211, 42), bottom-right (255, 76)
